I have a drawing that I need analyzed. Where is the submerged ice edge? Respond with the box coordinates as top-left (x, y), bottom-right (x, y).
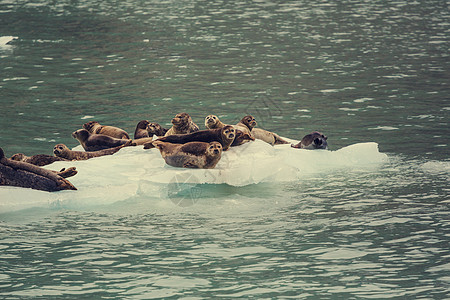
top-left (0, 141), bottom-right (388, 213)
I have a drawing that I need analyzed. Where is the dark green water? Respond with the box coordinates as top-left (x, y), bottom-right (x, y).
top-left (0, 0), bottom-right (449, 298)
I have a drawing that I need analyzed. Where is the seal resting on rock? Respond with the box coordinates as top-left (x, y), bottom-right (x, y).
top-left (0, 148), bottom-right (77, 192)
top-left (83, 121), bottom-right (130, 139)
top-left (145, 125), bottom-right (236, 151)
top-left (10, 153), bottom-right (69, 166)
top-left (153, 141), bottom-right (223, 169)
top-left (164, 112), bottom-right (199, 136)
top-left (291, 131), bottom-right (328, 149)
top-left (53, 141), bottom-right (131, 160)
top-left (148, 122), bottom-right (169, 137)
top-left (72, 129), bottom-right (133, 151)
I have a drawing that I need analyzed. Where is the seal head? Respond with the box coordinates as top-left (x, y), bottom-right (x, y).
top-left (205, 115), bottom-right (226, 129)
top-left (164, 112), bottom-right (199, 136)
top-left (291, 131), bottom-right (328, 150)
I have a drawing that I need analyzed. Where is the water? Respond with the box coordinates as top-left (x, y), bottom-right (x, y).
top-left (0, 0), bottom-right (449, 298)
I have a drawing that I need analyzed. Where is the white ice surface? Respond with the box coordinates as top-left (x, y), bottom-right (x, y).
top-left (0, 140), bottom-right (388, 213)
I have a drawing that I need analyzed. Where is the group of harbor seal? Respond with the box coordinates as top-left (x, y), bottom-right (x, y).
top-left (1, 112), bottom-right (330, 192)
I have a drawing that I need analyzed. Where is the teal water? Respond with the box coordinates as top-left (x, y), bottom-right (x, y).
top-left (1, 0), bottom-right (449, 298)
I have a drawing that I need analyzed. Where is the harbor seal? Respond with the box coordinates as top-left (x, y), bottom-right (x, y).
top-left (72, 129), bottom-right (133, 151)
top-left (148, 122), bottom-right (169, 137)
top-left (164, 112), bottom-right (199, 136)
top-left (205, 115), bottom-right (226, 129)
top-left (291, 131), bottom-right (328, 150)
top-left (134, 120), bottom-right (151, 139)
top-left (83, 121), bottom-right (130, 139)
top-left (153, 141), bottom-right (223, 169)
top-left (53, 141), bottom-right (131, 160)
top-left (10, 153), bottom-right (69, 166)
top-left (146, 125), bottom-right (236, 151)
top-left (251, 128), bottom-right (289, 146)
top-left (235, 115), bottom-right (257, 135)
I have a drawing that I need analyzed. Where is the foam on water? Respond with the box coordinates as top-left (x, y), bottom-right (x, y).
top-left (0, 140), bottom-right (388, 213)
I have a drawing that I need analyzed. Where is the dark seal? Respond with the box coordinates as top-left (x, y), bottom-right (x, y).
top-left (291, 131), bottom-right (328, 150)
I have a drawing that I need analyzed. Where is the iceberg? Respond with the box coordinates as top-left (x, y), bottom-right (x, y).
top-left (0, 140), bottom-right (388, 213)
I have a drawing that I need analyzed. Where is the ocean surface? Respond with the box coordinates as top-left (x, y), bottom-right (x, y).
top-left (0, 0), bottom-right (449, 298)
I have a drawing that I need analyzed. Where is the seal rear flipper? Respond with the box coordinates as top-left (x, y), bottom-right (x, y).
top-left (143, 141), bottom-right (156, 149)
top-left (274, 134), bottom-right (289, 145)
top-left (56, 167), bottom-right (77, 178)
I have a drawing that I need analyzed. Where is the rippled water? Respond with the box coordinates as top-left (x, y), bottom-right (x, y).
top-left (1, 0), bottom-right (449, 298)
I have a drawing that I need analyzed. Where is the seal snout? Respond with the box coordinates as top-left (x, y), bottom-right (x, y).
top-left (213, 149), bottom-right (220, 154)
